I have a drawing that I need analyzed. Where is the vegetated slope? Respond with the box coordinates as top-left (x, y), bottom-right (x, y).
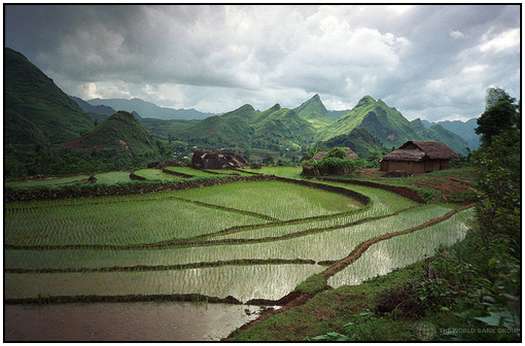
top-left (436, 118), bottom-right (480, 150)
top-left (294, 94), bottom-right (339, 128)
top-left (321, 128), bottom-right (386, 158)
top-left (156, 103), bottom-right (317, 153)
top-left (176, 104), bottom-right (258, 148)
top-left (88, 97), bottom-right (214, 120)
top-left (251, 104), bottom-right (317, 151)
top-left (5, 48), bottom-right (95, 176)
top-left (411, 119), bottom-right (470, 154)
top-left (70, 95), bottom-right (115, 122)
top-left (321, 96), bottom-right (469, 155)
top-left (64, 111), bottom-right (161, 161)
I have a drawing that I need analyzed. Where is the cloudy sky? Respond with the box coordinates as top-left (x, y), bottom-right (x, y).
top-left (5, 4), bottom-right (520, 121)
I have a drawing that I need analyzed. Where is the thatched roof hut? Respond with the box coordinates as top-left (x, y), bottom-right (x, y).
top-left (380, 141), bottom-right (458, 174)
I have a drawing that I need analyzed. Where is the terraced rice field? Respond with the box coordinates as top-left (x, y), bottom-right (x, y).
top-left (164, 166), bottom-right (220, 178)
top-left (133, 168), bottom-right (183, 182)
top-left (205, 169), bottom-right (254, 176)
top-left (6, 175), bottom-right (89, 189)
top-left (243, 166), bottom-right (302, 178)
top-left (328, 208), bottom-right (475, 287)
top-left (5, 178), bottom-right (473, 304)
top-left (171, 181), bottom-right (362, 220)
top-left (94, 171), bottom-right (132, 185)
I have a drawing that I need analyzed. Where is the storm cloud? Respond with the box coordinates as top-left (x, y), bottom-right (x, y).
top-left (5, 4), bottom-right (520, 121)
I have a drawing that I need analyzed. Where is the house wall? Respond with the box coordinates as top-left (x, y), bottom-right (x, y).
top-left (381, 159), bottom-right (450, 173)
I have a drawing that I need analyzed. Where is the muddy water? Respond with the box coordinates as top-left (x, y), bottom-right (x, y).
top-left (5, 302), bottom-right (262, 341)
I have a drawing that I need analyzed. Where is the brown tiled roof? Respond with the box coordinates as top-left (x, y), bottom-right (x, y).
top-left (383, 141), bottom-right (458, 162)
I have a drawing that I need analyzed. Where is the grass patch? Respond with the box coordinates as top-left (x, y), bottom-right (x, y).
top-left (243, 166), bottom-right (303, 179)
top-left (94, 171), bottom-right (132, 185)
top-left (294, 274), bottom-right (327, 295)
top-left (133, 168), bottom-right (183, 182)
top-left (5, 175), bottom-right (89, 190)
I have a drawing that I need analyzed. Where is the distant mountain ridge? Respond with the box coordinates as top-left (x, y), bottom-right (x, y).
top-left (294, 94), bottom-right (339, 129)
top-left (88, 97), bottom-right (214, 120)
top-left (6, 47), bottom-right (475, 177)
top-left (435, 118), bottom-right (479, 149)
top-left (319, 96), bottom-right (470, 154)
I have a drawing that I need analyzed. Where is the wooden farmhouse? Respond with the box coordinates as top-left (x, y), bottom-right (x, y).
top-left (191, 149), bottom-right (247, 169)
top-left (380, 141), bottom-right (458, 174)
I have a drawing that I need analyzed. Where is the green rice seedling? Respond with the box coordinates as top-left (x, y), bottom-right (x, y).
top-left (165, 166), bottom-right (218, 178)
top-left (208, 206), bottom-right (378, 241)
top-left (327, 208), bottom-right (475, 288)
top-left (5, 205), bottom-right (453, 271)
top-left (242, 166), bottom-right (303, 179)
top-left (5, 175), bottom-right (89, 190)
top-left (133, 168), bottom-right (182, 182)
top-left (95, 171), bottom-right (132, 185)
top-left (209, 185), bottom-right (421, 241)
top-left (172, 181), bottom-right (362, 220)
top-left (204, 169), bottom-right (252, 176)
top-left (5, 264), bottom-right (324, 303)
top-left (5, 198), bottom-right (265, 246)
top-left (313, 180), bottom-right (417, 213)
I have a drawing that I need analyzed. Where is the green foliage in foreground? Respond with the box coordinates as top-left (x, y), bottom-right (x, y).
top-left (474, 130), bottom-right (520, 246)
top-left (294, 274), bottom-right (328, 295)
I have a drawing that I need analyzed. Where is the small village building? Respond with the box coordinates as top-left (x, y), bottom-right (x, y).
top-left (191, 149), bottom-right (247, 169)
top-left (313, 147), bottom-right (358, 161)
top-left (380, 141), bottom-right (458, 174)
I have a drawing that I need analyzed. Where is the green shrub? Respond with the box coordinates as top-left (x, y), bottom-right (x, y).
top-left (302, 157), bottom-right (361, 176)
top-left (327, 147), bottom-right (347, 159)
top-left (294, 274), bottom-right (327, 295)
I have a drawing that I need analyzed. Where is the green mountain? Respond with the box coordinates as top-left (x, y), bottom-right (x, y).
top-left (5, 48), bottom-right (471, 176)
top-left (64, 111), bottom-right (158, 154)
top-left (5, 48), bottom-right (95, 176)
top-left (174, 104), bottom-right (257, 148)
top-left (70, 95), bottom-right (115, 122)
top-left (410, 119), bottom-right (469, 154)
top-left (320, 96), bottom-right (469, 155)
top-left (58, 111), bottom-right (164, 172)
top-left (294, 94), bottom-right (338, 128)
top-left (321, 96), bottom-right (418, 146)
top-left (321, 128), bottom-right (386, 158)
top-left (5, 49), bottom-right (165, 176)
top-left (5, 48), bottom-right (94, 145)
top-left (88, 97), bottom-right (214, 120)
top-left (436, 118), bottom-right (480, 149)
top-left (166, 103), bottom-right (316, 152)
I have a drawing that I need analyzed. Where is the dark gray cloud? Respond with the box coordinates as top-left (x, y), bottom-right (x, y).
top-left (5, 4), bottom-right (520, 120)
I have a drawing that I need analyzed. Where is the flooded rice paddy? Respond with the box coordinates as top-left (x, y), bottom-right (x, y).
top-left (5, 179), bottom-right (473, 340)
top-left (5, 302), bottom-right (262, 341)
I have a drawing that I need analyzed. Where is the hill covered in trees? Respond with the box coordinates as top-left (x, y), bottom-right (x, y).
top-left (6, 47), bottom-right (475, 177)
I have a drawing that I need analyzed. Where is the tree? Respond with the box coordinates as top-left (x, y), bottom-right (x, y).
top-left (476, 88), bottom-right (518, 145)
top-left (485, 87), bottom-right (509, 109)
top-left (473, 88), bottom-right (521, 253)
